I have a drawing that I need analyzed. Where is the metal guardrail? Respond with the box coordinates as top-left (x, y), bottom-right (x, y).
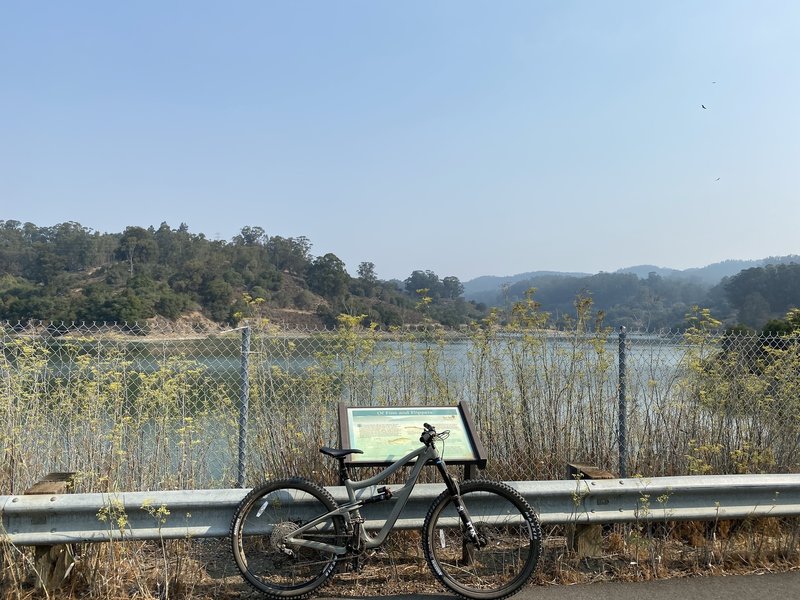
top-left (2, 475), bottom-right (799, 546)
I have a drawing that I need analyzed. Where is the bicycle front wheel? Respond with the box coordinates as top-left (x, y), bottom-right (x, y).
top-left (422, 480), bottom-right (542, 600)
top-left (230, 477), bottom-right (346, 599)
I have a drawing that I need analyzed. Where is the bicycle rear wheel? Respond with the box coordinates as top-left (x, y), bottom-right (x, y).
top-left (422, 480), bottom-right (542, 600)
top-left (230, 477), bottom-right (346, 599)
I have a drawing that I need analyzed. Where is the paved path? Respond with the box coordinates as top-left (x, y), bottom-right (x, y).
top-left (317, 571), bottom-right (800, 600)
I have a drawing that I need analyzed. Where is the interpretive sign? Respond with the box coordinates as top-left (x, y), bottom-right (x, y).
top-left (338, 402), bottom-right (487, 469)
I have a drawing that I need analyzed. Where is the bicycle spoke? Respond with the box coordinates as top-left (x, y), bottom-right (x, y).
top-left (423, 480), bottom-right (542, 600)
top-left (231, 479), bottom-right (344, 599)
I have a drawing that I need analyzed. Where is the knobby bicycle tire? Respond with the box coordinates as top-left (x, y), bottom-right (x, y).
top-left (422, 479), bottom-right (543, 600)
top-left (230, 477), bottom-right (345, 599)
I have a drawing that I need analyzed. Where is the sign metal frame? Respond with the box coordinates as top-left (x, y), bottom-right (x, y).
top-left (337, 401), bottom-right (487, 469)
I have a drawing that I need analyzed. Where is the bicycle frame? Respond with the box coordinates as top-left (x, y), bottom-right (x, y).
top-left (284, 439), bottom-right (457, 555)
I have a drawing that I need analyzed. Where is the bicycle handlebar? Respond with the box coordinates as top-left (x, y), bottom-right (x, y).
top-left (420, 423), bottom-right (436, 445)
top-left (420, 423), bottom-right (449, 445)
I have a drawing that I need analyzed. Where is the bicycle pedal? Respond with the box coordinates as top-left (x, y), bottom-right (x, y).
top-left (341, 556), bottom-right (362, 573)
top-left (345, 550), bottom-right (376, 573)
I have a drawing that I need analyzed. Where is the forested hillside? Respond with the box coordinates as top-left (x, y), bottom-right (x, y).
top-left (474, 264), bottom-right (800, 330)
top-left (0, 221), bottom-right (483, 328)
top-left (1, 220), bottom-right (798, 331)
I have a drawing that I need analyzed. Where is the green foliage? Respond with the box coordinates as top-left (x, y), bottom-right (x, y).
top-left (474, 263), bottom-right (800, 331)
top-left (201, 278), bottom-right (235, 323)
top-left (492, 271), bottom-right (710, 330)
top-left (405, 270), bottom-right (443, 299)
top-left (724, 264), bottom-right (800, 327)
top-left (763, 307), bottom-right (800, 336)
top-left (442, 276), bottom-right (464, 299)
top-left (0, 222), bottom-right (338, 325)
top-left (307, 253), bottom-right (349, 299)
top-left (5, 219), bottom-right (799, 332)
top-left (401, 270), bottom-right (469, 325)
top-left (265, 235), bottom-right (311, 274)
top-left (677, 306), bottom-right (800, 474)
top-left (354, 261), bottom-right (378, 297)
top-left (115, 226), bottom-right (158, 275)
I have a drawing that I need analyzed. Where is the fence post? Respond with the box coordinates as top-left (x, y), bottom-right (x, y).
top-left (618, 326), bottom-right (627, 479)
top-left (237, 324), bottom-right (251, 488)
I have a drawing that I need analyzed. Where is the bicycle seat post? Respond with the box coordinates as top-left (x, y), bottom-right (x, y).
top-left (319, 446), bottom-right (363, 484)
top-left (336, 457), bottom-right (352, 485)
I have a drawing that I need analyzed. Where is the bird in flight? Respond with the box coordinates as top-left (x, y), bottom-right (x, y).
top-left (702, 105), bottom-right (707, 109)
top-left (715, 177), bottom-right (720, 181)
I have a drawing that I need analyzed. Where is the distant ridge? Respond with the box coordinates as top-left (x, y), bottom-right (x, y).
top-left (614, 265), bottom-right (682, 279)
top-left (463, 255), bottom-right (800, 299)
top-left (617, 255), bottom-right (800, 285)
top-left (462, 271), bottom-right (590, 297)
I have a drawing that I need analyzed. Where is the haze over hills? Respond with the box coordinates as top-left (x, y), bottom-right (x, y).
top-left (462, 271), bottom-right (591, 297)
top-left (463, 255), bottom-right (800, 302)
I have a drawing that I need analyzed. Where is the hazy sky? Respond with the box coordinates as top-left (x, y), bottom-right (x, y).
top-left (2, 1), bottom-right (799, 282)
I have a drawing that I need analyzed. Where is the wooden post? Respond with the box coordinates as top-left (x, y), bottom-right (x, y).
top-left (24, 472), bottom-right (77, 592)
top-left (566, 463), bottom-right (615, 558)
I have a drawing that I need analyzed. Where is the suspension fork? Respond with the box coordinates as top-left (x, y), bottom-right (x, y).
top-left (433, 457), bottom-right (484, 549)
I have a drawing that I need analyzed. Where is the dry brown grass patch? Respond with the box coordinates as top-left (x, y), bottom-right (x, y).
top-left (2, 518), bottom-right (800, 599)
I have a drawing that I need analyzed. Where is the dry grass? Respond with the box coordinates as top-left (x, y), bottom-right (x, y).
top-left (2, 518), bottom-right (800, 599)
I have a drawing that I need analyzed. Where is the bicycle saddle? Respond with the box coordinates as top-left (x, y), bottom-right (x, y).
top-left (319, 447), bottom-right (364, 458)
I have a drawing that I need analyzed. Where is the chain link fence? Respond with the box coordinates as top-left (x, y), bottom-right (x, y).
top-left (2, 318), bottom-right (798, 493)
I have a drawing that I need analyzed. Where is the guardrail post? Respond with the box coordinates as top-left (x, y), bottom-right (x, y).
top-left (566, 463), bottom-right (615, 557)
top-left (26, 472), bottom-right (76, 592)
top-left (618, 326), bottom-right (627, 479)
top-left (237, 324), bottom-right (251, 488)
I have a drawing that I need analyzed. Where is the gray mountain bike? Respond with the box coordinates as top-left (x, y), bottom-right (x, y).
top-left (230, 423), bottom-right (542, 600)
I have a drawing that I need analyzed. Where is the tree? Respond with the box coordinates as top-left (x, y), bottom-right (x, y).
top-left (357, 262), bottom-right (378, 297)
top-left (763, 308), bottom-right (800, 335)
top-left (725, 264), bottom-right (800, 327)
top-left (434, 297), bottom-right (470, 327)
top-left (267, 236), bottom-right (311, 274)
top-left (30, 245), bottom-right (66, 285)
top-left (202, 277), bottom-right (235, 322)
top-left (442, 276), bottom-right (464, 300)
top-left (115, 227), bottom-right (157, 276)
top-left (51, 222), bottom-right (94, 272)
top-left (739, 292), bottom-right (771, 328)
top-left (233, 226), bottom-right (267, 246)
top-left (405, 270), bottom-right (442, 299)
top-left (307, 253), bottom-right (349, 299)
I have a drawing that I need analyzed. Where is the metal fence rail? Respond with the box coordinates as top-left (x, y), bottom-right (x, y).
top-left (3, 474), bottom-right (799, 546)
